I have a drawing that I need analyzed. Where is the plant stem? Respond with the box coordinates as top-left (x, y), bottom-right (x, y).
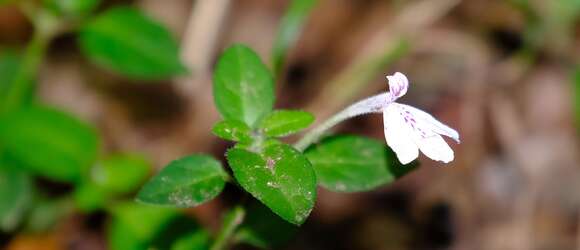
top-left (2, 31), bottom-right (50, 112)
top-left (294, 109), bottom-right (352, 152)
top-left (210, 206), bottom-right (246, 250)
top-left (2, 4), bottom-right (59, 113)
top-left (294, 92), bottom-right (390, 151)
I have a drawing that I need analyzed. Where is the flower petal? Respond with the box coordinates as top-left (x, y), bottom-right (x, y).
top-left (414, 134), bottom-right (454, 163)
top-left (398, 104), bottom-right (460, 143)
top-left (383, 104), bottom-right (419, 164)
top-left (389, 103), bottom-right (457, 164)
top-left (386, 72), bottom-right (409, 99)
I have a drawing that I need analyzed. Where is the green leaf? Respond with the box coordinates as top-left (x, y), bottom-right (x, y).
top-left (260, 110), bottom-right (314, 137)
top-left (305, 135), bottom-right (417, 192)
top-left (108, 202), bottom-right (179, 250)
top-left (212, 120), bottom-right (253, 142)
top-left (137, 155), bottom-right (227, 207)
top-left (272, 0), bottom-right (317, 75)
top-left (0, 105), bottom-right (99, 182)
top-left (234, 201), bottom-right (297, 248)
top-left (92, 153), bottom-right (151, 194)
top-left (213, 44), bottom-right (275, 127)
top-left (226, 144), bottom-right (316, 225)
top-left (0, 165), bottom-right (33, 232)
top-left (79, 6), bottom-right (187, 79)
top-left (0, 50), bottom-right (34, 111)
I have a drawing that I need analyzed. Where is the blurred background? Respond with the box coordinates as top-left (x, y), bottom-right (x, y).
top-left (1, 0), bottom-right (580, 249)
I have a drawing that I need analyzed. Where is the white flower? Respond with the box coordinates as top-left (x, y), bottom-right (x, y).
top-left (382, 72), bottom-right (459, 164)
top-left (296, 72), bottom-right (459, 164)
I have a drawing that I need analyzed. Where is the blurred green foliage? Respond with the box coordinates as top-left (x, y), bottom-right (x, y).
top-left (0, 105), bottom-right (99, 182)
top-left (150, 214), bottom-right (210, 250)
top-left (272, 0), bottom-right (317, 75)
top-left (79, 7), bottom-right (187, 79)
top-left (170, 230), bottom-right (210, 250)
top-left (44, 0), bottom-right (100, 17)
top-left (0, 1), bottom-right (198, 248)
top-left (24, 197), bottom-right (73, 232)
top-left (234, 202), bottom-right (298, 249)
top-left (73, 182), bottom-right (108, 212)
top-left (92, 154), bottom-right (151, 194)
top-left (0, 166), bottom-right (32, 232)
top-left (211, 206), bottom-right (245, 250)
top-left (108, 202), bottom-right (180, 250)
top-left (0, 51), bottom-right (35, 110)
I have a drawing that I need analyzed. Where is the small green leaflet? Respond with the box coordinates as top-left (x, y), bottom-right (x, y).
top-left (260, 110), bottom-right (314, 137)
top-left (212, 120), bottom-right (253, 142)
top-left (137, 155), bottom-right (227, 207)
top-left (213, 44), bottom-right (275, 127)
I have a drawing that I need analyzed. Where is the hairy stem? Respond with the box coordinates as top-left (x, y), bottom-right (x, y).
top-left (294, 109), bottom-right (352, 152)
top-left (294, 92), bottom-right (390, 151)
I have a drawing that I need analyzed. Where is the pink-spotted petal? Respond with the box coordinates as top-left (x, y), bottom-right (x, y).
top-left (387, 103), bottom-right (457, 164)
top-left (398, 103), bottom-right (460, 143)
top-left (386, 72), bottom-right (409, 99)
top-left (383, 104), bottom-right (419, 164)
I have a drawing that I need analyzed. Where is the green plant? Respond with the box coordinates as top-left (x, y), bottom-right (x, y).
top-left (0, 0), bottom-right (189, 248)
top-left (137, 23), bottom-right (460, 250)
top-left (0, 0), bottom-right (461, 249)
